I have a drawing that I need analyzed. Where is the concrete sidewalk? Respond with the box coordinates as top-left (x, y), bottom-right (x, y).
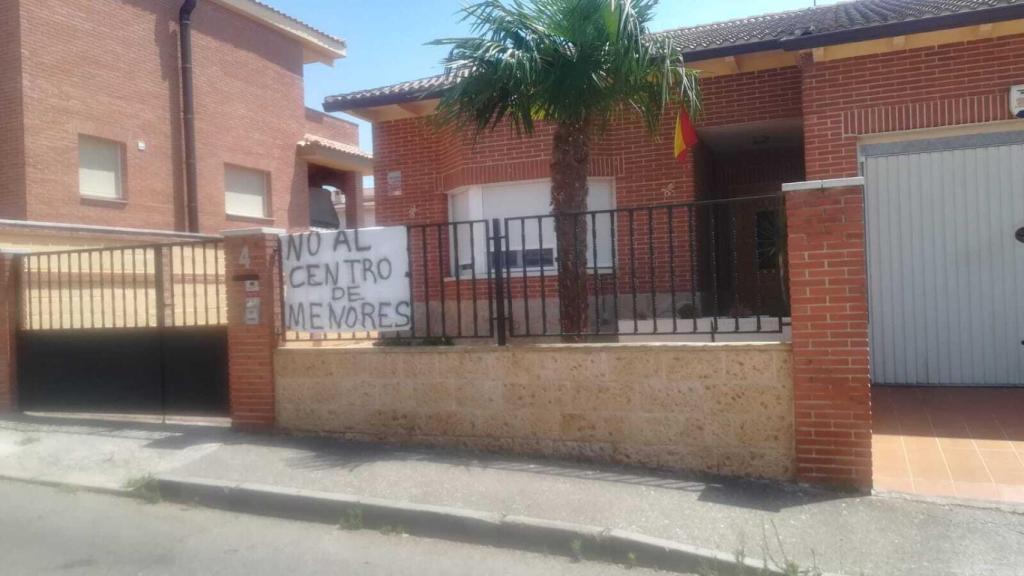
top-left (2, 414), bottom-right (1022, 576)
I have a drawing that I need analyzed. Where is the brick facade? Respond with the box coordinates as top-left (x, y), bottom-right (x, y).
top-left (0, 251), bottom-right (19, 411)
top-left (3, 0), bottom-right (359, 234)
top-left (373, 66), bottom-right (804, 226)
top-left (802, 34), bottom-right (1024, 180)
top-left (789, 33), bottom-right (1024, 488)
top-left (304, 108), bottom-right (360, 145)
top-left (223, 229), bottom-right (282, 428)
top-left (0, 0), bottom-right (26, 220)
top-left (358, 31), bottom-right (1024, 487)
top-left (786, 185), bottom-right (872, 486)
top-left (372, 66), bottom-right (804, 309)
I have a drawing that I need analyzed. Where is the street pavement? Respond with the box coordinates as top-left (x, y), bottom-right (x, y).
top-left (0, 479), bottom-right (665, 576)
top-left (3, 414), bottom-right (1024, 576)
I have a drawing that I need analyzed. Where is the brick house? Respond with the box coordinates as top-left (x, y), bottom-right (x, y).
top-left (323, 0), bottom-right (1024, 485)
top-left (0, 0), bottom-right (370, 248)
top-left (325, 0), bottom-right (1024, 371)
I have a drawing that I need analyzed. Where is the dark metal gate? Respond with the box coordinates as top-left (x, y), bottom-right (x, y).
top-left (15, 241), bottom-right (228, 415)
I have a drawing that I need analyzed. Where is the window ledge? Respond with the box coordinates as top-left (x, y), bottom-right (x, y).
top-left (81, 195), bottom-right (127, 208)
top-left (227, 213), bottom-right (275, 225)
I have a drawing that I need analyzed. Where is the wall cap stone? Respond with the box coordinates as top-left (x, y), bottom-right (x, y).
top-left (222, 227), bottom-right (287, 237)
top-left (278, 341), bottom-right (793, 354)
top-left (782, 177), bottom-right (864, 192)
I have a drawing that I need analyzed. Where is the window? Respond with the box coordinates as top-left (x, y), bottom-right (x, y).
top-left (225, 165), bottom-right (269, 219)
top-left (449, 179), bottom-right (615, 276)
top-left (755, 210), bottom-right (781, 270)
top-left (78, 136), bottom-right (123, 199)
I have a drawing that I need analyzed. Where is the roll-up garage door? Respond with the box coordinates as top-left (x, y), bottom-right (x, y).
top-left (863, 131), bottom-right (1024, 387)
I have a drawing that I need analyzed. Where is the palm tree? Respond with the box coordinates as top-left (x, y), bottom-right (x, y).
top-left (432, 0), bottom-right (701, 338)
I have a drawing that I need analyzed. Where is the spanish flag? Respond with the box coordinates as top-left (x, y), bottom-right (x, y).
top-left (673, 108), bottom-right (698, 163)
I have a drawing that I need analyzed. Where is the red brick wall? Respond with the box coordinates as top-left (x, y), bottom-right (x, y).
top-left (304, 108), bottom-right (360, 144)
top-left (0, 252), bottom-right (18, 411)
top-left (802, 34), bottom-right (1024, 179)
top-left (371, 67), bottom-right (803, 299)
top-left (790, 33), bottom-right (1024, 488)
top-left (14, 0), bottom-right (353, 234)
top-left (786, 185), bottom-right (871, 487)
top-left (223, 231), bottom-right (281, 428)
top-left (701, 66), bottom-right (803, 128)
top-left (0, 0), bottom-right (26, 219)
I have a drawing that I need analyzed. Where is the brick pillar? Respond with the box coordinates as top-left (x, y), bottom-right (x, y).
top-left (784, 179), bottom-right (872, 489)
top-left (0, 250), bottom-right (21, 412)
top-left (222, 228), bottom-right (284, 429)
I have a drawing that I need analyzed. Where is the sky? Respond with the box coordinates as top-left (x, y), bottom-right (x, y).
top-left (264, 0), bottom-right (843, 160)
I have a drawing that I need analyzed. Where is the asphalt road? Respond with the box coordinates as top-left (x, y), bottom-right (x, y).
top-left (0, 479), bottom-right (665, 576)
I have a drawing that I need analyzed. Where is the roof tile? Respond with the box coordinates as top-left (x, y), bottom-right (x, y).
top-left (325, 0), bottom-right (1024, 111)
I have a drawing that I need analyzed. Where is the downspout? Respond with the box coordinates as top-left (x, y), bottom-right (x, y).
top-left (179, 0), bottom-right (199, 233)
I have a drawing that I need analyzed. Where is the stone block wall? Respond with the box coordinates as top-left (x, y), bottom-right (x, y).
top-left (275, 343), bottom-right (795, 479)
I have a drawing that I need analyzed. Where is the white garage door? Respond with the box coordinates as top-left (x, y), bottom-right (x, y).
top-left (863, 131), bottom-right (1024, 387)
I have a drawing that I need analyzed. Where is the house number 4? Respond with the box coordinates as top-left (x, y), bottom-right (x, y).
top-left (238, 246), bottom-right (251, 268)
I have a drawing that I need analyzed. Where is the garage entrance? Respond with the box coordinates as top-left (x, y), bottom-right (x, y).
top-left (15, 241), bottom-right (228, 415)
top-left (863, 130), bottom-right (1024, 387)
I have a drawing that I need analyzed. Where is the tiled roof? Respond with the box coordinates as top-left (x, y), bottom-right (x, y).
top-left (244, 0), bottom-right (346, 46)
top-left (326, 75), bottom-right (455, 111)
top-left (325, 0), bottom-right (1024, 111)
top-left (656, 0), bottom-right (1023, 54)
top-left (298, 135), bottom-right (373, 160)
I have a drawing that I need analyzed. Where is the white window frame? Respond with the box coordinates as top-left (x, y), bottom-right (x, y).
top-left (78, 135), bottom-right (124, 200)
top-left (447, 178), bottom-right (616, 278)
top-left (225, 164), bottom-right (270, 219)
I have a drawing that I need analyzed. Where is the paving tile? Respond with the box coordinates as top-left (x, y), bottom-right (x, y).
top-left (996, 484), bottom-right (1024, 503)
top-left (980, 451), bottom-right (1024, 485)
top-left (942, 449), bottom-right (992, 483)
top-left (906, 448), bottom-right (950, 482)
top-left (871, 433), bottom-right (902, 450)
top-left (873, 446), bottom-right (911, 478)
top-left (872, 386), bottom-right (1024, 505)
top-left (897, 415), bottom-right (934, 436)
top-left (873, 476), bottom-right (914, 494)
top-left (911, 479), bottom-right (957, 498)
top-left (953, 481), bottom-right (1001, 502)
top-left (902, 435), bottom-right (941, 453)
top-left (928, 416), bottom-right (969, 437)
top-left (971, 437), bottom-right (1015, 452)
top-left (936, 436), bottom-right (975, 451)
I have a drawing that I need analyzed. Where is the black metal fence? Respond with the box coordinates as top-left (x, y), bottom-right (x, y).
top-left (15, 240), bottom-right (229, 415)
top-left (18, 240), bottom-right (226, 330)
top-left (280, 194), bottom-right (789, 344)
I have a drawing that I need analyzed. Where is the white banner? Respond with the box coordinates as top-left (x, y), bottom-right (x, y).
top-left (281, 227), bottom-right (411, 333)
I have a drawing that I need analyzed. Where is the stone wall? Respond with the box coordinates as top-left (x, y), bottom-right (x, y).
top-left (275, 343), bottom-right (795, 480)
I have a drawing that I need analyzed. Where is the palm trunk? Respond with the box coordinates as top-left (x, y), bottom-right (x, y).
top-left (550, 121), bottom-right (591, 340)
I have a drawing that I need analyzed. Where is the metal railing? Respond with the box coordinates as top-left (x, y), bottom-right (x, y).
top-left (500, 194), bottom-right (789, 340)
top-left (280, 194), bottom-right (789, 344)
top-left (18, 240), bottom-right (226, 331)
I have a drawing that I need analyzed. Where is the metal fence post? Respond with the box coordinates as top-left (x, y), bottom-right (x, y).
top-left (490, 218), bottom-right (507, 346)
top-left (153, 247), bottom-right (167, 420)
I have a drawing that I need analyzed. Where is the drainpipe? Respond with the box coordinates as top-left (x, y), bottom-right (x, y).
top-left (179, 0), bottom-right (200, 233)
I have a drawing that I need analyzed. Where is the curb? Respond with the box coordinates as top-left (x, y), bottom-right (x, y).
top-left (154, 475), bottom-right (795, 576)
